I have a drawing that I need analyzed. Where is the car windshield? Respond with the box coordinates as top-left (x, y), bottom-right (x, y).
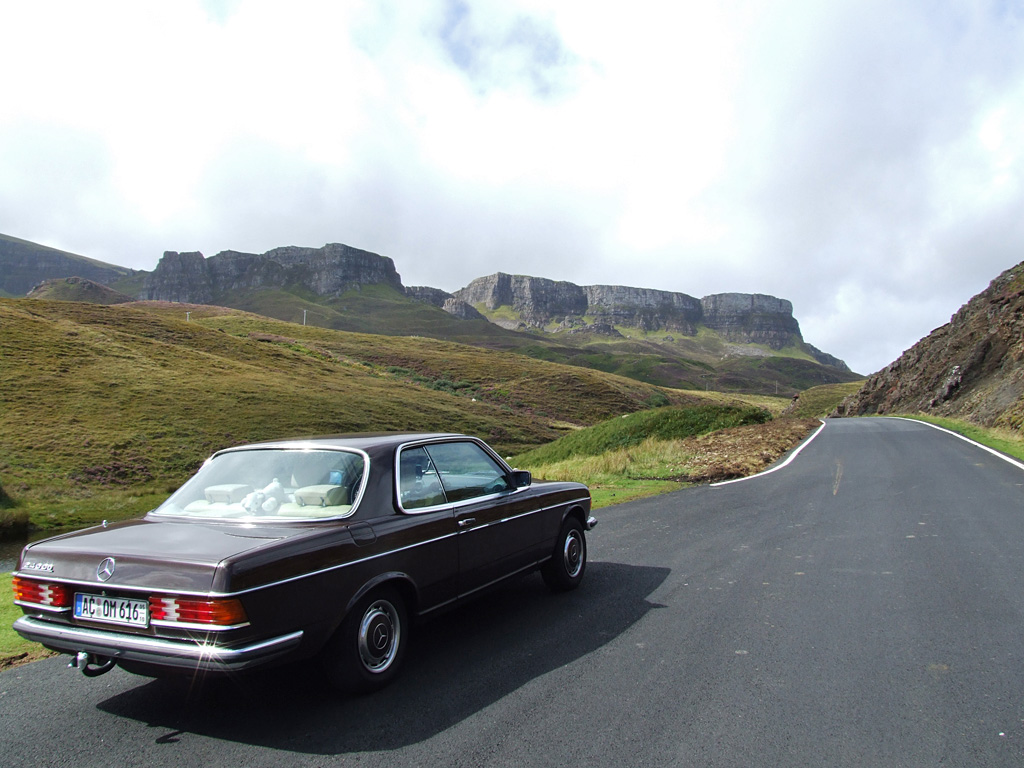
top-left (151, 448), bottom-right (366, 521)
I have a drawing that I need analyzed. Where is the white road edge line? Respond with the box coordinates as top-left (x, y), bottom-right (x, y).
top-left (891, 416), bottom-right (1024, 472)
top-left (711, 419), bottom-right (828, 487)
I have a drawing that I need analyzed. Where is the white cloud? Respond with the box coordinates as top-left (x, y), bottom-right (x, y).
top-left (2, 0), bottom-right (1024, 375)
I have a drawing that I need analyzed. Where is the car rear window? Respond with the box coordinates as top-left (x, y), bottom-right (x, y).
top-left (151, 448), bottom-right (366, 521)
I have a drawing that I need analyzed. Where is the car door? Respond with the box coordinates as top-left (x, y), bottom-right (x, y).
top-left (392, 445), bottom-right (459, 611)
top-left (422, 440), bottom-right (542, 597)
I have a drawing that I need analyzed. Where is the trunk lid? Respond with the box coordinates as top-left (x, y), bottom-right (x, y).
top-left (18, 518), bottom-right (304, 594)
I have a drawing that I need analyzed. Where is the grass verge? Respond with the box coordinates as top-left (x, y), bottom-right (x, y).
top-left (894, 415), bottom-right (1024, 462)
top-left (519, 417), bottom-right (820, 509)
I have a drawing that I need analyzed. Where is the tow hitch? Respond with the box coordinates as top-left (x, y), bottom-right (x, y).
top-left (69, 651), bottom-right (116, 677)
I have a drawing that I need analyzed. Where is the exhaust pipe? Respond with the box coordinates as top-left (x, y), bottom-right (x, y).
top-left (69, 651), bottom-right (116, 677)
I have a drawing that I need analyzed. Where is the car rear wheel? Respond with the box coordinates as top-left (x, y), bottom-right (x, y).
top-left (322, 586), bottom-right (408, 693)
top-left (541, 517), bottom-right (586, 591)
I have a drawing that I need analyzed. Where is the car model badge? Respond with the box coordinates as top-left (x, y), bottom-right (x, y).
top-left (22, 561), bottom-right (54, 573)
top-left (96, 558), bottom-right (116, 582)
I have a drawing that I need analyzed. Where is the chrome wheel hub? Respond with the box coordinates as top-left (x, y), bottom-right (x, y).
top-left (358, 599), bottom-right (401, 673)
top-left (563, 530), bottom-right (583, 578)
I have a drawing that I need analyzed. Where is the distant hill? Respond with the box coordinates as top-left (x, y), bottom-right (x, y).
top-left (27, 277), bottom-right (133, 304)
top-left (836, 260), bottom-right (1024, 430)
top-left (0, 234), bottom-right (858, 395)
top-left (0, 233), bottom-right (134, 296)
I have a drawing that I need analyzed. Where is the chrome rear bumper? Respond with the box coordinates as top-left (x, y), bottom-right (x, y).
top-left (13, 616), bottom-right (303, 672)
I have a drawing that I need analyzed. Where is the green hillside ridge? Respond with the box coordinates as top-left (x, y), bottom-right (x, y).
top-left (27, 277), bottom-right (133, 305)
top-left (0, 233), bottom-right (121, 271)
top-left (195, 283), bottom-right (529, 347)
top-left (0, 233), bottom-right (133, 297)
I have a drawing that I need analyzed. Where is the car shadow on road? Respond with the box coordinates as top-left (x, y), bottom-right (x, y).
top-left (96, 560), bottom-right (669, 755)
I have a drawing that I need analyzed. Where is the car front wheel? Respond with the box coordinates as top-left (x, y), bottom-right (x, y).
top-left (541, 517), bottom-right (586, 591)
top-left (322, 586), bottom-right (408, 693)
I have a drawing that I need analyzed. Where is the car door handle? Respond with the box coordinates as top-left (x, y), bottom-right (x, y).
top-left (458, 518), bottom-right (477, 528)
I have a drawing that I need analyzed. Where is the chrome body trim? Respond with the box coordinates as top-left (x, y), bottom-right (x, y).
top-left (11, 496), bottom-right (592, 600)
top-left (13, 531), bottom-right (459, 598)
top-left (150, 619), bottom-right (250, 632)
top-left (13, 616), bottom-right (303, 672)
top-left (13, 601), bottom-right (70, 614)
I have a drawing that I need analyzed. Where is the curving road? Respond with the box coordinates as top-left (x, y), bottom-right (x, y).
top-left (3, 417), bottom-right (1024, 766)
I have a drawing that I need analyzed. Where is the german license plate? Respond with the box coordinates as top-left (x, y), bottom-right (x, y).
top-left (74, 593), bottom-right (149, 627)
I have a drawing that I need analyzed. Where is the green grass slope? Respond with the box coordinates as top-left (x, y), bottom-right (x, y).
top-left (0, 298), bottom-right (685, 530)
top-left (783, 381), bottom-right (867, 418)
top-left (209, 284), bottom-right (529, 347)
top-left (513, 404), bottom-right (771, 466)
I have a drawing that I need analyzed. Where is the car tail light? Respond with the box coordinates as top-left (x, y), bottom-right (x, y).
top-left (149, 596), bottom-right (248, 627)
top-left (12, 577), bottom-right (72, 608)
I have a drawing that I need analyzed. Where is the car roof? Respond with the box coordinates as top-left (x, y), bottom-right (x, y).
top-left (214, 432), bottom-right (467, 455)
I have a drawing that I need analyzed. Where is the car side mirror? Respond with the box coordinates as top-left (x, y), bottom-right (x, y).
top-left (511, 469), bottom-right (532, 489)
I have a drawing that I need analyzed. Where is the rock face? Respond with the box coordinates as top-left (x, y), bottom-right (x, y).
top-left (454, 273), bottom-right (819, 354)
top-left (141, 243), bottom-right (403, 302)
top-left (142, 251), bottom-right (212, 303)
top-left (404, 286), bottom-right (451, 308)
top-left (585, 285), bottom-right (702, 333)
top-left (455, 273), bottom-right (588, 328)
top-left (836, 260), bottom-right (1024, 430)
top-left (700, 293), bottom-right (801, 348)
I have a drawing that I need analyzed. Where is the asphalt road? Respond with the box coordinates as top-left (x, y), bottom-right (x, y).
top-left (3, 417), bottom-right (1024, 767)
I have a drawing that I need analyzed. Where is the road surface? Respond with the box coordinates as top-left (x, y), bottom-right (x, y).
top-left (2, 417), bottom-right (1023, 766)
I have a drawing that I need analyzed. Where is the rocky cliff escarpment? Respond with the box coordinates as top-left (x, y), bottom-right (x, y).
top-left (454, 273), bottom-right (824, 357)
top-left (584, 285), bottom-right (702, 333)
top-left (455, 273), bottom-right (588, 328)
top-left (699, 293), bottom-right (801, 348)
top-left (141, 243), bottom-right (403, 302)
top-left (836, 260), bottom-right (1024, 429)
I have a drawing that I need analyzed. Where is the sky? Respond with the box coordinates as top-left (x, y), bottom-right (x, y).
top-left (3, 0), bottom-right (1024, 375)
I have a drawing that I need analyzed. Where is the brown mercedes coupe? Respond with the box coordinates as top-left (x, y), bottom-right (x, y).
top-left (12, 433), bottom-right (594, 692)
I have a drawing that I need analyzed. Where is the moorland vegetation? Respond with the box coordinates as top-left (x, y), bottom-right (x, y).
top-left (0, 298), bottom-right (802, 536)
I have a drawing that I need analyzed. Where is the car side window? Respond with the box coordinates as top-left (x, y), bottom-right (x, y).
top-left (399, 446), bottom-right (447, 509)
top-left (423, 441), bottom-right (512, 503)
